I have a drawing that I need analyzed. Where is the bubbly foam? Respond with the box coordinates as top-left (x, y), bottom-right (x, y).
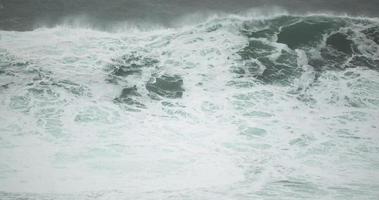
top-left (0, 13), bottom-right (379, 199)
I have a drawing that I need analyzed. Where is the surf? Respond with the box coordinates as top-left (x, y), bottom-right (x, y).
top-left (0, 12), bottom-right (379, 199)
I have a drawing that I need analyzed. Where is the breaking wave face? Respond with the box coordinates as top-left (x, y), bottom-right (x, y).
top-left (1, 12), bottom-right (379, 199)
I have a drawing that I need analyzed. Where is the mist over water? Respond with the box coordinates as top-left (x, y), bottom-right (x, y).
top-left (1, 1), bottom-right (379, 200)
top-left (1, 0), bottom-right (379, 30)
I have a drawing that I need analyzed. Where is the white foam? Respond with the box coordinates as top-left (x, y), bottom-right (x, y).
top-left (1, 14), bottom-right (379, 199)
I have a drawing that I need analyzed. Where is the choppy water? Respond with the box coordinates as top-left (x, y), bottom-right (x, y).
top-left (0, 12), bottom-right (379, 199)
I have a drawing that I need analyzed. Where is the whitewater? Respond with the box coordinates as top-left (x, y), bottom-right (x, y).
top-left (0, 12), bottom-right (379, 199)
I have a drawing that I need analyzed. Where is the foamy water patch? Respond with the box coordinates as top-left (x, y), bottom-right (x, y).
top-left (1, 13), bottom-right (379, 199)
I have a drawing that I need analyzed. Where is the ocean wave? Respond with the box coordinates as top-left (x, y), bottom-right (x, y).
top-left (0, 12), bottom-right (379, 199)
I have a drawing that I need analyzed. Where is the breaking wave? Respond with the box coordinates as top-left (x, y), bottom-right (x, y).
top-left (1, 12), bottom-right (379, 199)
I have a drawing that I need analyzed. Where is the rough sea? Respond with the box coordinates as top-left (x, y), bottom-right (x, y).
top-left (0, 1), bottom-right (379, 199)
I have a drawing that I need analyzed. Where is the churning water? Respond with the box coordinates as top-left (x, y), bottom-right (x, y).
top-left (0, 10), bottom-right (379, 199)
